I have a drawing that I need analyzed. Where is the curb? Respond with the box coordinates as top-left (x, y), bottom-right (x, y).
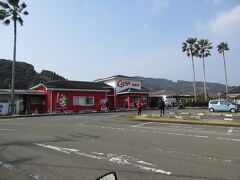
top-left (0, 109), bottom-right (136, 119)
top-left (132, 117), bottom-right (240, 127)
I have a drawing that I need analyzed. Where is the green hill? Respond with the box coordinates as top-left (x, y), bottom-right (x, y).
top-left (0, 59), bottom-right (65, 89)
top-left (137, 76), bottom-right (233, 96)
top-left (0, 59), bottom-right (232, 96)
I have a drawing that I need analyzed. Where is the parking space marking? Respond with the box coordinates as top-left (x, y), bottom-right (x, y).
top-left (0, 161), bottom-right (40, 180)
top-left (227, 127), bottom-right (233, 134)
top-left (77, 121), bottom-right (89, 126)
top-left (81, 124), bottom-right (240, 143)
top-left (35, 143), bottom-right (172, 175)
top-left (0, 128), bottom-right (15, 131)
top-left (215, 137), bottom-right (240, 142)
top-left (153, 148), bottom-right (232, 163)
top-left (131, 122), bottom-right (154, 128)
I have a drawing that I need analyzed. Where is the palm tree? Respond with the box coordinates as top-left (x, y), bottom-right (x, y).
top-left (0, 0), bottom-right (28, 115)
top-left (217, 42), bottom-right (230, 99)
top-left (195, 39), bottom-right (212, 101)
top-left (182, 37), bottom-right (198, 101)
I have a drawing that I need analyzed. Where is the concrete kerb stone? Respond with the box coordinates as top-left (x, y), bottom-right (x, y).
top-left (190, 115), bottom-right (202, 120)
top-left (175, 115), bottom-right (183, 119)
top-left (133, 116), bottom-right (240, 127)
top-left (181, 112), bottom-right (190, 115)
top-left (224, 118), bottom-right (233, 121)
top-left (0, 109), bottom-right (132, 119)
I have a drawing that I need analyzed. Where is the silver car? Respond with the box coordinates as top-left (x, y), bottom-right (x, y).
top-left (208, 100), bottom-right (239, 113)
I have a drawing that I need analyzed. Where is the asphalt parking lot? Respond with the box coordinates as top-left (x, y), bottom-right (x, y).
top-left (0, 112), bottom-right (240, 180)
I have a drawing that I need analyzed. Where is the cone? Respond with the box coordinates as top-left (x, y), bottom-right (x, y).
top-left (35, 108), bottom-right (38, 114)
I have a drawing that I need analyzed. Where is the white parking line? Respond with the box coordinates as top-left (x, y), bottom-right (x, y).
top-left (82, 124), bottom-right (240, 143)
top-left (35, 143), bottom-right (172, 175)
top-left (77, 121), bottom-right (89, 126)
top-left (0, 161), bottom-right (40, 180)
top-left (228, 127), bottom-right (233, 134)
top-left (215, 137), bottom-right (240, 142)
top-left (0, 129), bottom-right (15, 131)
top-left (152, 148), bottom-right (232, 163)
top-left (132, 122), bottom-right (154, 128)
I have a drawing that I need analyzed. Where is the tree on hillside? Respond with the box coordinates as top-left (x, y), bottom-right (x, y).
top-left (182, 37), bottom-right (198, 101)
top-left (195, 39), bottom-right (212, 101)
top-left (0, 0), bottom-right (28, 115)
top-left (29, 70), bottom-right (66, 88)
top-left (217, 42), bottom-right (230, 99)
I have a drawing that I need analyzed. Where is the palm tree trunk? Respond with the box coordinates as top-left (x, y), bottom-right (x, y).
top-left (202, 57), bottom-right (207, 101)
top-left (191, 55), bottom-right (197, 101)
top-left (223, 52), bottom-right (229, 99)
top-left (10, 17), bottom-right (17, 115)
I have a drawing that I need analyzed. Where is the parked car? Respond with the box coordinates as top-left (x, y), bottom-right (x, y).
top-left (208, 100), bottom-right (239, 113)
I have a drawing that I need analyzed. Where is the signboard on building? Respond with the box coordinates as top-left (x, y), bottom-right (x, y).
top-left (105, 79), bottom-right (141, 93)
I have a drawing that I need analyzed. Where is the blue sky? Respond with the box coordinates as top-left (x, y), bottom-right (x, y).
top-left (1, 0), bottom-right (240, 85)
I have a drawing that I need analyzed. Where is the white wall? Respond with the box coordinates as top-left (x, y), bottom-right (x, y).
top-left (0, 95), bottom-right (22, 115)
top-left (0, 103), bottom-right (9, 115)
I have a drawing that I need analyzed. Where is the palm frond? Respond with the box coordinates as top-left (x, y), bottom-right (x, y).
top-left (182, 37), bottom-right (198, 58)
top-left (23, 10), bottom-right (28, 15)
top-left (196, 39), bottom-right (212, 58)
top-left (3, 18), bottom-right (10, 25)
top-left (17, 16), bottom-right (23, 25)
top-left (0, 0), bottom-right (28, 25)
top-left (7, 0), bottom-right (19, 7)
top-left (20, 2), bottom-right (26, 8)
top-left (0, 2), bottom-right (10, 9)
top-left (0, 9), bottom-right (6, 19)
top-left (217, 42), bottom-right (229, 54)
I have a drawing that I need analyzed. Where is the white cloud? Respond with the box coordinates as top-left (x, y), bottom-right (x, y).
top-left (197, 5), bottom-right (240, 37)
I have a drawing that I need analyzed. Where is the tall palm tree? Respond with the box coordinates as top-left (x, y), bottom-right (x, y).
top-left (182, 37), bottom-right (198, 101)
top-left (0, 0), bottom-right (28, 115)
top-left (195, 39), bottom-right (212, 101)
top-left (217, 42), bottom-right (230, 99)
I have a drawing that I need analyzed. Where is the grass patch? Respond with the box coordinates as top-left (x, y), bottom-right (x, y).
top-left (119, 114), bottom-right (240, 127)
top-left (118, 114), bottom-right (136, 120)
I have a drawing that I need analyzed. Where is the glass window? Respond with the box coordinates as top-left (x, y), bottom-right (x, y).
top-left (73, 96), bottom-right (94, 106)
top-left (220, 101), bottom-right (230, 106)
top-left (210, 101), bottom-right (218, 104)
top-left (86, 97), bottom-right (94, 106)
top-left (73, 96), bottom-right (85, 106)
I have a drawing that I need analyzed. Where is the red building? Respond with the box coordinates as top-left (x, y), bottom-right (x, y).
top-left (29, 75), bottom-right (150, 113)
top-left (31, 80), bottom-right (112, 113)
